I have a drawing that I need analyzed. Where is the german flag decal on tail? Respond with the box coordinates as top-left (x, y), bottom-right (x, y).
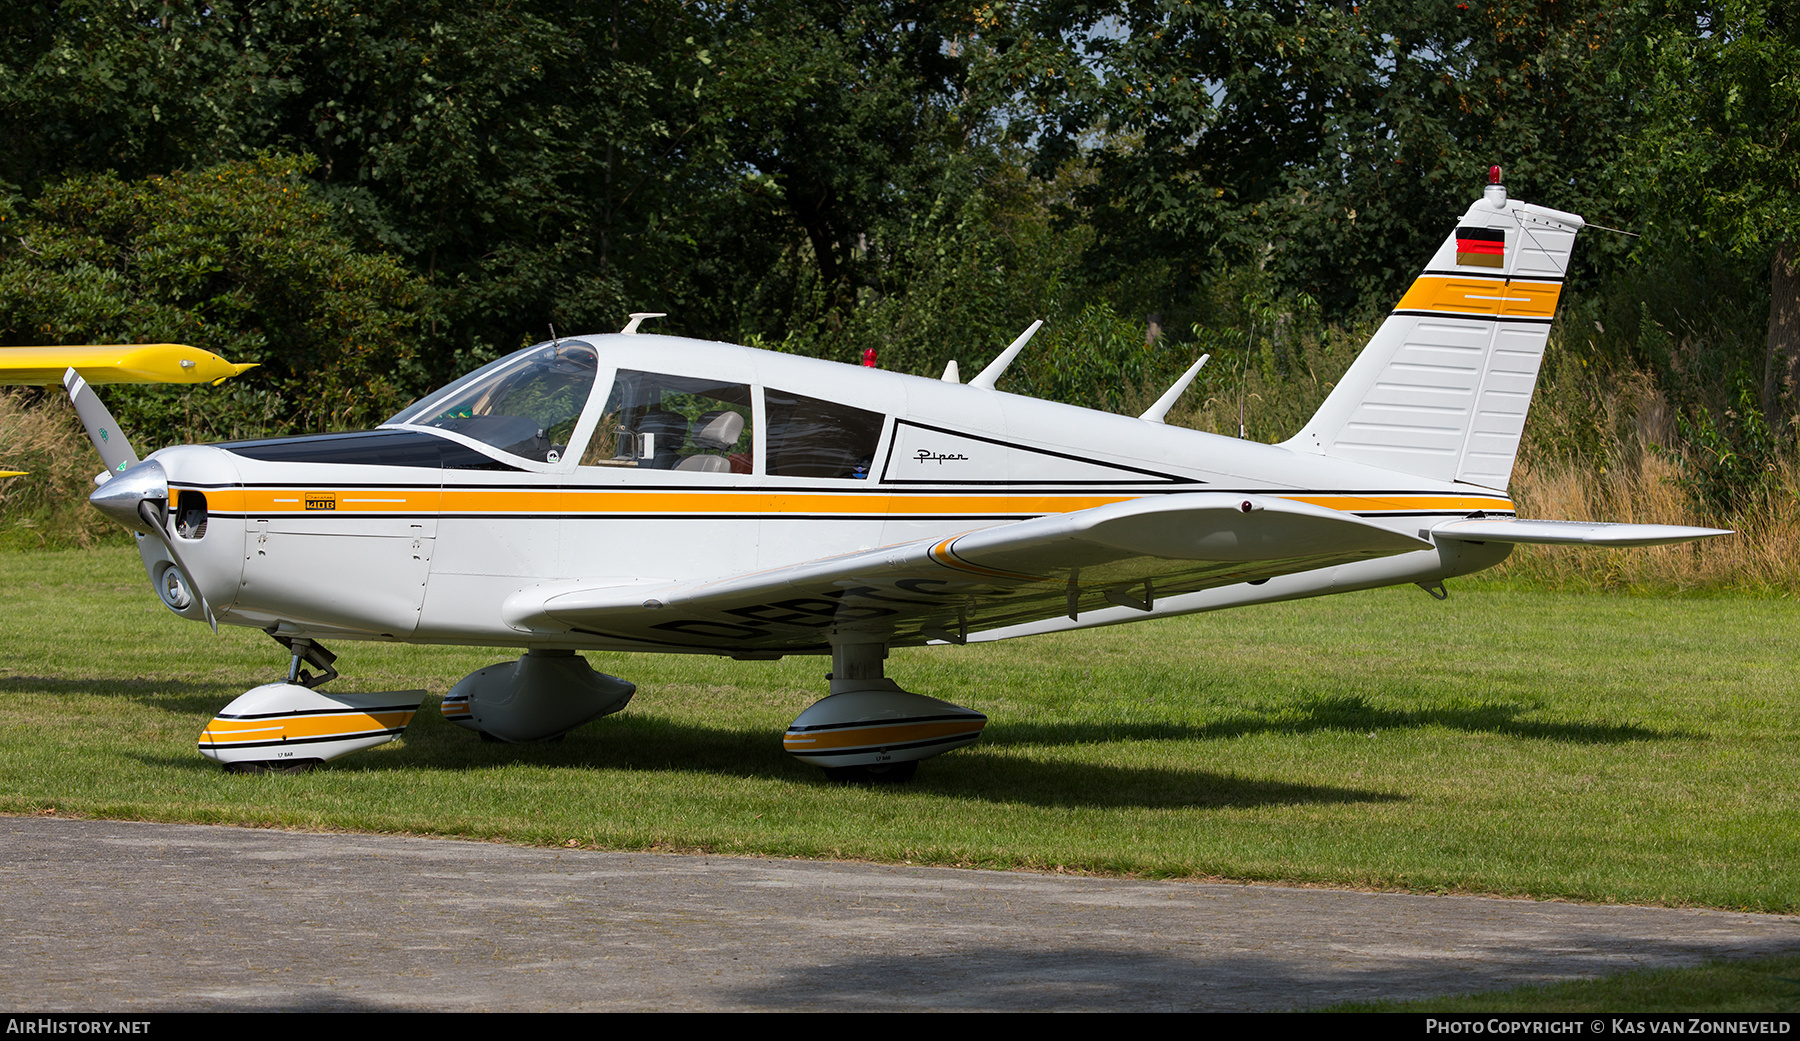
top-left (1455, 227), bottom-right (1505, 268)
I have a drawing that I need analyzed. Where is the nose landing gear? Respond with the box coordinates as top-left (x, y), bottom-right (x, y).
top-left (197, 635), bottom-right (425, 771)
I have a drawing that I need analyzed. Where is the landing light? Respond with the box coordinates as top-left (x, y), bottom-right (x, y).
top-left (158, 566), bottom-right (195, 610)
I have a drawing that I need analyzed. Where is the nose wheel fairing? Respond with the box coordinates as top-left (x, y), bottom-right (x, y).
top-left (199, 682), bottom-right (426, 769)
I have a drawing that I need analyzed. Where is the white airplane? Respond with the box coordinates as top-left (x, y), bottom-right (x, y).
top-left (23, 175), bottom-right (1730, 780)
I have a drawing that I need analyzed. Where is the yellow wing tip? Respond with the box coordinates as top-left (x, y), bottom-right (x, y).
top-left (212, 361), bottom-right (259, 386)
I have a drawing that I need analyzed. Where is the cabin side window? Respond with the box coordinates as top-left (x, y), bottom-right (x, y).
top-left (764, 389), bottom-right (884, 479)
top-left (583, 370), bottom-right (754, 472)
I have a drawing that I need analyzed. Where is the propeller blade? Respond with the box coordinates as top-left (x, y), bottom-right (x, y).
top-left (62, 368), bottom-right (139, 478)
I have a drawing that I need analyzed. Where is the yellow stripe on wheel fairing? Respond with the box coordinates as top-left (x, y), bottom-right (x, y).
top-left (199, 709), bottom-right (417, 746)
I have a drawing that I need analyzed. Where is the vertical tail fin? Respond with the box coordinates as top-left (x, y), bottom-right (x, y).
top-left (1284, 180), bottom-right (1585, 490)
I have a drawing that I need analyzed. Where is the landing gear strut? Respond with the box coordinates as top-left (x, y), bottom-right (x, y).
top-left (273, 635), bottom-right (339, 688)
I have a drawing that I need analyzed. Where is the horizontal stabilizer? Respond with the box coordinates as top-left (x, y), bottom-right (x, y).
top-left (1433, 518), bottom-right (1731, 547)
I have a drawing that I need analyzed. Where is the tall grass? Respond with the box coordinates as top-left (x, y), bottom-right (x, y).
top-left (1496, 451), bottom-right (1800, 592)
top-left (0, 389), bottom-right (121, 549)
top-left (1494, 365), bottom-right (1800, 592)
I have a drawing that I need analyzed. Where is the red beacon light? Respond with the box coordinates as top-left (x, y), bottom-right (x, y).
top-left (862, 347), bottom-right (878, 368)
top-left (1484, 165), bottom-right (1507, 207)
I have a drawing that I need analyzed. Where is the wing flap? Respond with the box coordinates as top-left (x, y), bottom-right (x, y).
top-left (1432, 518), bottom-right (1731, 547)
top-left (505, 493), bottom-right (1429, 650)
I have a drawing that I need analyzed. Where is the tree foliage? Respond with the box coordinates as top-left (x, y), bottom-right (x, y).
top-left (1007, 0), bottom-right (1647, 321)
top-left (1622, 0), bottom-right (1800, 420)
top-left (0, 153), bottom-right (428, 439)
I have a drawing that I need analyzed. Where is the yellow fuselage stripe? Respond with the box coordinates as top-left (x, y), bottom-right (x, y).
top-left (196, 488), bottom-right (1515, 517)
top-left (1283, 494), bottom-right (1513, 513)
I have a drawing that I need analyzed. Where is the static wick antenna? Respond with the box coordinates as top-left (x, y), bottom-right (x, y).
top-left (971, 320), bottom-right (1043, 391)
top-left (1238, 320), bottom-right (1254, 439)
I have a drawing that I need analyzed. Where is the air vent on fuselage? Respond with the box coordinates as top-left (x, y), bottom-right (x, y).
top-left (175, 490), bottom-right (208, 540)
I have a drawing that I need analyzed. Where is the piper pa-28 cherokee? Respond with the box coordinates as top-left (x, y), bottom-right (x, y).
top-left (9, 174), bottom-right (1729, 781)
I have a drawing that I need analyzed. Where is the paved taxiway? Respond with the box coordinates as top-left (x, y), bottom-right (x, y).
top-left (2, 817), bottom-right (1795, 1011)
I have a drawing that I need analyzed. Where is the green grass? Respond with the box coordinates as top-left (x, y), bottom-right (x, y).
top-left (2, 547), bottom-right (1797, 913)
top-left (1325, 952), bottom-right (1800, 1012)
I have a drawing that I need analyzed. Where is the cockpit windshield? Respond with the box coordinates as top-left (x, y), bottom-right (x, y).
top-left (385, 340), bottom-right (599, 463)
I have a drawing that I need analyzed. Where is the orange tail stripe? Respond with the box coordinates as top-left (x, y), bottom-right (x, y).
top-left (1395, 276), bottom-right (1562, 319)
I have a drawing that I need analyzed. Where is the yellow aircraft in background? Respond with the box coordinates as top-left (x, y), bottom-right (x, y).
top-left (0, 343), bottom-right (256, 386)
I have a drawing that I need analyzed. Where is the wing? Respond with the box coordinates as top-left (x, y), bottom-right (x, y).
top-left (0, 344), bottom-right (255, 385)
top-left (502, 493), bottom-right (1431, 652)
top-left (1432, 518), bottom-right (1732, 547)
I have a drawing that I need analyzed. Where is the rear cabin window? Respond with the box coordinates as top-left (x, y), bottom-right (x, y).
top-left (764, 390), bottom-right (885, 479)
